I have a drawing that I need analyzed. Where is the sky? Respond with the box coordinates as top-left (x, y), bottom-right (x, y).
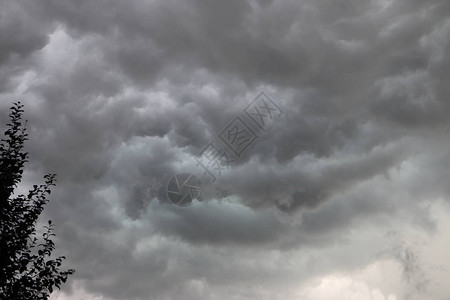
top-left (1, 0), bottom-right (450, 299)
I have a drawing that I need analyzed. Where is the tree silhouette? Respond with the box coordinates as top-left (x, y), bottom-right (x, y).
top-left (0, 102), bottom-right (74, 300)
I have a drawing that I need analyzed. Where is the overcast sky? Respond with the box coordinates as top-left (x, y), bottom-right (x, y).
top-left (1, 0), bottom-right (450, 299)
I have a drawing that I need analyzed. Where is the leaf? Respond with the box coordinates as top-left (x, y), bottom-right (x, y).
top-left (0, 102), bottom-right (74, 297)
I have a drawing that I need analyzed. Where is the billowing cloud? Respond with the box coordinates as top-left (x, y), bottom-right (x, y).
top-left (1, 0), bottom-right (450, 299)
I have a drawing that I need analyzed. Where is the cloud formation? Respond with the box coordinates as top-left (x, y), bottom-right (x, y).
top-left (1, 0), bottom-right (450, 299)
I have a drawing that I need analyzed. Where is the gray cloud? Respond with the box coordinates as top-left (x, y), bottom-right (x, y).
top-left (2, 0), bottom-right (450, 299)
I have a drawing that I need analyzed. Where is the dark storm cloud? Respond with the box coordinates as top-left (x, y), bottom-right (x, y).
top-left (0, 1), bottom-right (53, 93)
top-left (2, 0), bottom-right (450, 299)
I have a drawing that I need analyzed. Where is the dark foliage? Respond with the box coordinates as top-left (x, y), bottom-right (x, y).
top-left (0, 102), bottom-right (75, 300)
